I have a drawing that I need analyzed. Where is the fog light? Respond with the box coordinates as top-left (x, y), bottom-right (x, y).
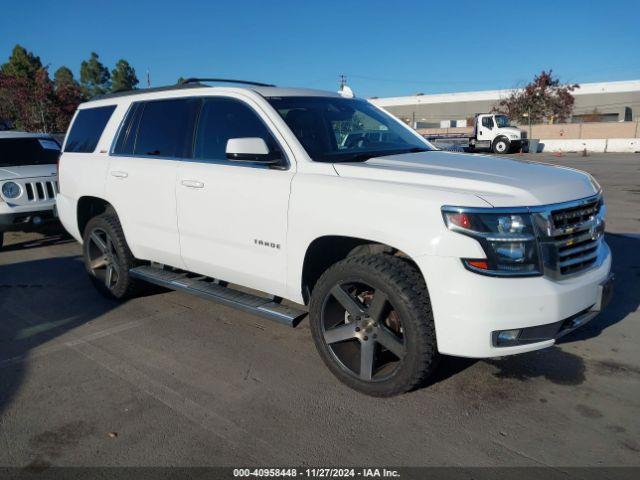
top-left (497, 329), bottom-right (521, 345)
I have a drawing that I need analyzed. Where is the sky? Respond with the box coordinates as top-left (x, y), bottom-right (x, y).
top-left (1, 0), bottom-right (639, 98)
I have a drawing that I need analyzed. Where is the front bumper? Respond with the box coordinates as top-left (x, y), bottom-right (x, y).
top-left (491, 272), bottom-right (613, 347)
top-left (0, 207), bottom-right (57, 232)
top-left (417, 241), bottom-right (612, 358)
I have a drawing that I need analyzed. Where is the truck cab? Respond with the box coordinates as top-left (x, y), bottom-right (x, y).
top-left (471, 113), bottom-right (527, 153)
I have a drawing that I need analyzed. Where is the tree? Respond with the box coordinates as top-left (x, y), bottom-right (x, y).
top-left (31, 67), bottom-right (57, 133)
top-left (111, 59), bottom-right (138, 92)
top-left (80, 52), bottom-right (110, 98)
top-left (0, 45), bottom-right (43, 129)
top-left (0, 45), bottom-right (86, 132)
top-left (0, 44), bottom-right (42, 78)
top-left (494, 70), bottom-right (579, 124)
top-left (0, 66), bottom-right (56, 132)
top-left (54, 66), bottom-right (75, 87)
top-left (0, 45), bottom-right (57, 132)
top-left (53, 66), bottom-right (84, 131)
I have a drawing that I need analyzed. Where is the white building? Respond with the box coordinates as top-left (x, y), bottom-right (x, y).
top-left (369, 80), bottom-right (640, 128)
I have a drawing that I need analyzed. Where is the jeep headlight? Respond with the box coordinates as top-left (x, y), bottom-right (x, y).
top-left (1, 181), bottom-right (21, 199)
top-left (442, 208), bottom-right (541, 276)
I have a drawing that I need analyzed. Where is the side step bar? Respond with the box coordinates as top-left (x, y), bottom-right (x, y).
top-left (129, 265), bottom-right (307, 327)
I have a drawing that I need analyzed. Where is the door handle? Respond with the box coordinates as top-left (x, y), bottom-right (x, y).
top-left (111, 171), bottom-right (128, 178)
top-left (181, 180), bottom-right (205, 189)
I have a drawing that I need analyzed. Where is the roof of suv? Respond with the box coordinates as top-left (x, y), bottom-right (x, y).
top-left (87, 82), bottom-right (342, 104)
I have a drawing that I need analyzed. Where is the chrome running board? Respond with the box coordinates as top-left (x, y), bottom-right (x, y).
top-left (129, 265), bottom-right (307, 327)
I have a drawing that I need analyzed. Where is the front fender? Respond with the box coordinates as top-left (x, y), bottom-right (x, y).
top-left (285, 173), bottom-right (487, 302)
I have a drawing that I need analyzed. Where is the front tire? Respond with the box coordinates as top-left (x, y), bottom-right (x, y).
top-left (492, 137), bottom-right (510, 154)
top-left (82, 213), bottom-right (141, 299)
top-left (309, 254), bottom-right (439, 397)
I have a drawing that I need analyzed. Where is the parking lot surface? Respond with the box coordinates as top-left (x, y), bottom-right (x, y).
top-left (1, 153), bottom-right (639, 468)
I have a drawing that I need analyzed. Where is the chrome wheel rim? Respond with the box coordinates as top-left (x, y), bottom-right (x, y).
top-left (87, 228), bottom-right (120, 290)
top-left (496, 141), bottom-right (507, 152)
top-left (321, 281), bottom-right (406, 382)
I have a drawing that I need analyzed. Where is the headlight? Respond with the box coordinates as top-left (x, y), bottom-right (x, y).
top-left (509, 134), bottom-right (519, 139)
top-left (442, 208), bottom-right (541, 276)
top-left (1, 181), bottom-right (21, 199)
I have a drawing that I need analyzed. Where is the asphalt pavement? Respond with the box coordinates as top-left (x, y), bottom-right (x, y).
top-left (0, 152), bottom-right (638, 468)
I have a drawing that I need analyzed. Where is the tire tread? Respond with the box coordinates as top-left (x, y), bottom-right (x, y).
top-left (310, 253), bottom-right (439, 396)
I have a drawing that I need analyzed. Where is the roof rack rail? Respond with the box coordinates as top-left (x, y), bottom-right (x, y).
top-left (88, 78), bottom-right (276, 102)
top-left (180, 78), bottom-right (276, 87)
top-left (89, 82), bottom-right (204, 101)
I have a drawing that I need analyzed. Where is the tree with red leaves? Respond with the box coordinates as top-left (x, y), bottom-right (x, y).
top-left (494, 70), bottom-right (579, 124)
top-left (0, 45), bottom-right (61, 132)
top-left (53, 66), bottom-right (84, 132)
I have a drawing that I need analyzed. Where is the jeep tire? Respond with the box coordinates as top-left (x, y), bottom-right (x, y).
top-left (309, 254), bottom-right (439, 397)
top-left (82, 212), bottom-right (141, 300)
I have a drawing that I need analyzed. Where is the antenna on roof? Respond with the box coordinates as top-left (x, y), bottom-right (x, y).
top-left (180, 78), bottom-right (276, 87)
top-left (338, 74), bottom-right (354, 98)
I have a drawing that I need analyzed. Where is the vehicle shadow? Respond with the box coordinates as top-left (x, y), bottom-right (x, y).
top-left (558, 232), bottom-right (640, 344)
top-left (0, 255), bottom-right (118, 416)
top-left (1, 225), bottom-right (73, 252)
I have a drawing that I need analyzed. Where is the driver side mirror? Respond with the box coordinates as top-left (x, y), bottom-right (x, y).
top-left (225, 138), bottom-right (280, 164)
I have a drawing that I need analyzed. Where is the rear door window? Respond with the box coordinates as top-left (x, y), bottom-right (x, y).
top-left (64, 105), bottom-right (116, 153)
top-left (0, 137), bottom-right (61, 167)
top-left (133, 98), bottom-right (200, 158)
top-left (112, 102), bottom-right (144, 155)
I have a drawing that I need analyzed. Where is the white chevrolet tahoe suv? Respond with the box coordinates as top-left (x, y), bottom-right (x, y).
top-left (57, 79), bottom-right (613, 396)
top-left (0, 131), bottom-right (61, 249)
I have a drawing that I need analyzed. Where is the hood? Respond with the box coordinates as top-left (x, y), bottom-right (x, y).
top-left (500, 127), bottom-right (521, 136)
top-left (332, 151), bottom-right (599, 207)
top-left (0, 164), bottom-right (57, 181)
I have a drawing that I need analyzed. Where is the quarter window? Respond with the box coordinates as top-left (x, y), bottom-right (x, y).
top-left (194, 98), bottom-right (281, 162)
top-left (133, 98), bottom-right (200, 158)
top-left (64, 105), bottom-right (116, 153)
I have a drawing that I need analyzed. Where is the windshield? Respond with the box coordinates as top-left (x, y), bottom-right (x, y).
top-left (495, 115), bottom-right (512, 128)
top-left (0, 137), bottom-right (60, 167)
top-left (267, 96), bottom-right (432, 162)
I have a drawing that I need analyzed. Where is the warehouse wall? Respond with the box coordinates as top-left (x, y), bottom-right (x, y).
top-left (416, 121), bottom-right (640, 139)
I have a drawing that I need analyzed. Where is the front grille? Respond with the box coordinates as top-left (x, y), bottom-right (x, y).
top-left (536, 195), bottom-right (604, 278)
top-left (551, 198), bottom-right (600, 229)
top-left (22, 180), bottom-right (58, 202)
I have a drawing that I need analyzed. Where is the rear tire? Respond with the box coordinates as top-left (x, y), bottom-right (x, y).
top-left (309, 254), bottom-right (439, 397)
top-left (82, 213), bottom-right (141, 300)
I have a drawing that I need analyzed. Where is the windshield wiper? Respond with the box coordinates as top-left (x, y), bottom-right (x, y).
top-left (375, 147), bottom-right (430, 157)
top-left (331, 147), bottom-right (431, 164)
top-left (341, 153), bottom-right (377, 162)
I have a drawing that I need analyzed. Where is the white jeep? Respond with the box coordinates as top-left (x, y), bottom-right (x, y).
top-left (57, 79), bottom-right (613, 396)
top-left (0, 131), bottom-right (60, 249)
